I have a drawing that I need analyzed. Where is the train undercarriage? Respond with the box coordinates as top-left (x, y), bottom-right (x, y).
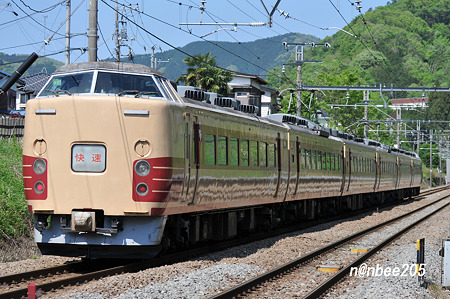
top-left (161, 187), bottom-right (420, 252)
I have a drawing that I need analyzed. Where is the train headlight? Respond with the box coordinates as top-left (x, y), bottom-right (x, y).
top-left (136, 183), bottom-right (149, 196)
top-left (34, 181), bottom-right (45, 194)
top-left (135, 160), bottom-right (151, 177)
top-left (33, 158), bottom-right (47, 175)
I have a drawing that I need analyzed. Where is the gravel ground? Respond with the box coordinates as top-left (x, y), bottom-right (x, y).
top-left (241, 194), bottom-right (450, 298)
top-left (3, 189), bottom-right (450, 298)
top-left (326, 200), bottom-right (450, 299)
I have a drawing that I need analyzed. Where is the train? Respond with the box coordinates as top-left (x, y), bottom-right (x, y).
top-left (23, 62), bottom-right (422, 259)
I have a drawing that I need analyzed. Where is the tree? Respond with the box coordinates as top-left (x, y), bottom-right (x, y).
top-left (176, 53), bottom-right (232, 95)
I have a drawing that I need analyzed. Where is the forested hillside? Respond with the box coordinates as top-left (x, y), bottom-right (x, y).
top-left (0, 53), bottom-right (62, 76)
top-left (267, 0), bottom-right (449, 148)
top-left (131, 33), bottom-right (320, 80)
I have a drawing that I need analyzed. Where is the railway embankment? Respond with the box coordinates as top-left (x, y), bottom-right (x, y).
top-left (0, 138), bottom-right (38, 262)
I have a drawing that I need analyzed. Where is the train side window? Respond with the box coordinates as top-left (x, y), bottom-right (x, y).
top-left (205, 134), bottom-right (216, 165)
top-left (230, 138), bottom-right (239, 166)
top-left (322, 152), bottom-right (327, 170)
top-left (326, 153), bottom-right (331, 171)
top-left (307, 149), bottom-right (312, 169)
top-left (268, 143), bottom-right (275, 167)
top-left (241, 140), bottom-right (249, 167)
top-left (260, 142), bottom-right (267, 167)
top-left (311, 150), bottom-right (316, 170)
top-left (218, 136), bottom-right (228, 166)
top-left (250, 140), bottom-right (258, 167)
top-left (301, 151), bottom-right (306, 169)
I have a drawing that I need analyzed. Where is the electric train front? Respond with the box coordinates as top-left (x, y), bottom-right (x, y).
top-left (22, 62), bottom-right (182, 258)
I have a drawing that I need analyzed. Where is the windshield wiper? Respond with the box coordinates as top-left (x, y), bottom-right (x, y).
top-left (56, 89), bottom-right (72, 96)
top-left (43, 89), bottom-right (72, 97)
top-left (135, 91), bottom-right (157, 98)
top-left (118, 90), bottom-right (139, 96)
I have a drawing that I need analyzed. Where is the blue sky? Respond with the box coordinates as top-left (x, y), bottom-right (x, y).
top-left (0, 0), bottom-right (390, 64)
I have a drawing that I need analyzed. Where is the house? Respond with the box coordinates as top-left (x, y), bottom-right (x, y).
top-left (16, 72), bottom-right (50, 110)
top-left (0, 70), bottom-right (24, 114)
top-left (228, 72), bottom-right (279, 116)
top-left (391, 97), bottom-right (429, 109)
top-left (261, 86), bottom-right (280, 116)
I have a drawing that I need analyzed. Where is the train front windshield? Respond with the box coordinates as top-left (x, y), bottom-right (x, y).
top-left (39, 71), bottom-right (166, 99)
top-left (39, 72), bottom-right (94, 97)
top-left (94, 72), bottom-right (163, 98)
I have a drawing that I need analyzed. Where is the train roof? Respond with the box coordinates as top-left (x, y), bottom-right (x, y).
top-left (53, 62), bottom-right (164, 77)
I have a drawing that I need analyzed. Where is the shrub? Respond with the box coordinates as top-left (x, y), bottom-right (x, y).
top-left (0, 138), bottom-right (32, 240)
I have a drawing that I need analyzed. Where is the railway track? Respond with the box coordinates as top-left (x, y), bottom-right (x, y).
top-left (210, 187), bottom-right (450, 298)
top-left (1, 186), bottom-right (445, 298)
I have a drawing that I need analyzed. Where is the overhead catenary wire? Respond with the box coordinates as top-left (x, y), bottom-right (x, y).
top-left (10, 0), bottom-right (65, 37)
top-left (103, 0), bottom-right (271, 74)
top-left (18, 0), bottom-right (65, 14)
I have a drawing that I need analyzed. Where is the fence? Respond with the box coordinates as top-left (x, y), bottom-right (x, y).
top-left (0, 117), bottom-right (24, 138)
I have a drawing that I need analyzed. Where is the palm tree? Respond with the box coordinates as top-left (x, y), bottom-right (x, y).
top-left (177, 53), bottom-right (232, 95)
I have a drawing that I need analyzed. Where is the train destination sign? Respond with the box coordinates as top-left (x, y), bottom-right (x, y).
top-left (71, 144), bottom-right (106, 172)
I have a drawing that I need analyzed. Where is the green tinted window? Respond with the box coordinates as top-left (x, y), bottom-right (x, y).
top-left (250, 141), bottom-right (258, 167)
top-left (268, 144), bottom-right (275, 167)
top-left (259, 142), bottom-right (267, 167)
top-left (241, 140), bottom-right (249, 167)
top-left (230, 138), bottom-right (239, 166)
top-left (205, 134), bottom-right (216, 165)
top-left (218, 136), bottom-right (227, 166)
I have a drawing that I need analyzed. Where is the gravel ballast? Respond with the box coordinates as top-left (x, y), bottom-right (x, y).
top-left (3, 190), bottom-right (450, 298)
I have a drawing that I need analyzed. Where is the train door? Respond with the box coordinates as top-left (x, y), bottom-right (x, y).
top-left (395, 157), bottom-right (400, 189)
top-left (294, 137), bottom-right (301, 195)
top-left (340, 145), bottom-right (346, 195)
top-left (346, 149), bottom-right (352, 192)
top-left (189, 119), bottom-right (200, 205)
top-left (283, 133), bottom-right (291, 201)
top-left (377, 154), bottom-right (382, 190)
top-left (409, 159), bottom-right (414, 186)
top-left (183, 113), bottom-right (200, 205)
top-left (182, 113), bottom-right (191, 202)
top-left (274, 133), bottom-right (281, 198)
top-left (373, 152), bottom-right (379, 192)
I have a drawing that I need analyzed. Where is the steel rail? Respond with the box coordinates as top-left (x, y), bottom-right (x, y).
top-left (0, 261), bottom-right (95, 285)
top-left (304, 199), bottom-right (450, 298)
top-left (210, 193), bottom-right (450, 299)
top-left (1, 186), bottom-right (444, 298)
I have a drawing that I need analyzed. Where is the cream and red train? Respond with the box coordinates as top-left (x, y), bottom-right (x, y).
top-left (23, 62), bottom-right (422, 258)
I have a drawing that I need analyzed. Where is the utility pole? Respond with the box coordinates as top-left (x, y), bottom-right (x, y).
top-left (88, 0), bottom-right (98, 62)
top-left (430, 129), bottom-right (433, 189)
top-left (417, 121), bottom-right (420, 155)
top-left (65, 0), bottom-right (71, 65)
top-left (439, 142), bottom-right (442, 186)
top-left (282, 42), bottom-right (330, 117)
top-left (396, 108), bottom-right (401, 148)
top-left (363, 90), bottom-right (369, 138)
top-left (150, 45), bottom-right (169, 69)
top-left (115, 0), bottom-right (120, 62)
top-left (151, 45), bottom-right (157, 69)
top-left (296, 46), bottom-right (302, 117)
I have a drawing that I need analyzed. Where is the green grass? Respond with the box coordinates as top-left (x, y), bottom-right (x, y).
top-left (0, 138), bottom-right (32, 241)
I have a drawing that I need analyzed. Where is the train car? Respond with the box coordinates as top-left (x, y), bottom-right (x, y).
top-left (23, 62), bottom-right (422, 258)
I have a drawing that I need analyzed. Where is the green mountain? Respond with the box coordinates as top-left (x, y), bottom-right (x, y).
top-left (131, 33), bottom-right (320, 81)
top-left (264, 0), bottom-right (449, 153)
top-left (0, 53), bottom-right (63, 76)
top-left (269, 0), bottom-right (449, 89)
